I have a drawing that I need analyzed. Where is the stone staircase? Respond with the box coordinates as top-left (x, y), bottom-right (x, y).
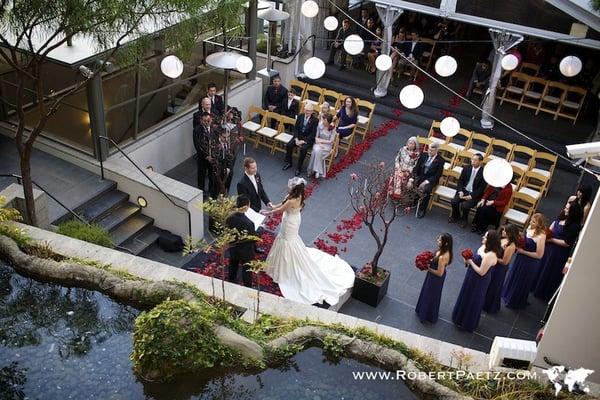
top-left (52, 180), bottom-right (160, 255)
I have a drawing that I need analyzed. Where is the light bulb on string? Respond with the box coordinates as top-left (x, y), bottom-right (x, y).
top-left (440, 116), bottom-right (460, 137)
top-left (301, 0), bottom-right (319, 18)
top-left (343, 34), bottom-right (364, 56)
top-left (375, 54), bottom-right (392, 71)
top-left (303, 57), bottom-right (326, 79)
top-left (434, 55), bottom-right (457, 77)
top-left (559, 56), bottom-right (582, 77)
top-left (160, 55), bottom-right (184, 78)
top-left (501, 54), bottom-right (519, 71)
top-left (399, 84), bottom-right (424, 109)
top-left (324, 16), bottom-right (338, 31)
top-left (483, 158), bottom-right (513, 188)
top-left (236, 56), bottom-right (253, 74)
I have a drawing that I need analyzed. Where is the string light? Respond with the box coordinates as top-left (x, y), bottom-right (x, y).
top-left (301, 0), bottom-right (319, 18)
top-left (343, 34), bottom-right (364, 55)
top-left (375, 54), bottom-right (392, 71)
top-left (501, 54), bottom-right (519, 71)
top-left (303, 57), bottom-right (326, 79)
top-left (399, 84), bottom-right (424, 109)
top-left (434, 55), bottom-right (457, 77)
top-left (324, 16), bottom-right (338, 31)
top-left (440, 116), bottom-right (460, 137)
top-left (559, 56), bottom-right (582, 77)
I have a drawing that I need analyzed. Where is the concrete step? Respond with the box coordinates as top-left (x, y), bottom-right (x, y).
top-left (110, 214), bottom-right (154, 246)
top-left (119, 226), bottom-right (161, 255)
top-left (96, 202), bottom-right (141, 232)
top-left (52, 179), bottom-right (117, 225)
top-left (76, 190), bottom-right (130, 223)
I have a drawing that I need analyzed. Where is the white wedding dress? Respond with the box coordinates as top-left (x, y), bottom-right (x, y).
top-left (265, 207), bottom-right (355, 305)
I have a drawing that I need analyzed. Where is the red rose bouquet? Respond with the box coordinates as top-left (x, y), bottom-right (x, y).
top-left (415, 251), bottom-right (434, 271)
top-left (516, 235), bottom-right (527, 249)
top-left (545, 228), bottom-right (553, 241)
top-left (461, 248), bottom-right (474, 260)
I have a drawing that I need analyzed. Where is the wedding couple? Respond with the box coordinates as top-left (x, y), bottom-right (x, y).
top-left (242, 165), bottom-right (354, 306)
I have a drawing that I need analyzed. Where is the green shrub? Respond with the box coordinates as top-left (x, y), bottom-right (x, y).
top-left (57, 220), bottom-right (113, 248)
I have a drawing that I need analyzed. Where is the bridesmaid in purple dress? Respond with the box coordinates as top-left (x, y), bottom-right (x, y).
top-left (502, 213), bottom-right (547, 309)
top-left (483, 224), bottom-right (519, 313)
top-left (415, 233), bottom-right (453, 323)
top-left (534, 202), bottom-right (582, 301)
top-left (452, 230), bottom-right (502, 332)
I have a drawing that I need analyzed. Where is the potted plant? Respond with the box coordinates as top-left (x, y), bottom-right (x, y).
top-left (348, 162), bottom-right (418, 306)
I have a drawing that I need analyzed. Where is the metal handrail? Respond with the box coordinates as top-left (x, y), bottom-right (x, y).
top-left (0, 173), bottom-right (135, 254)
top-left (98, 136), bottom-right (192, 237)
top-left (271, 34), bottom-right (316, 70)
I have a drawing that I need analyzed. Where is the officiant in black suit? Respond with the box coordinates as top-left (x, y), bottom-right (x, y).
top-left (449, 153), bottom-right (485, 227)
top-left (409, 141), bottom-right (445, 219)
top-left (237, 157), bottom-right (272, 213)
top-left (283, 103), bottom-right (318, 176)
top-left (226, 195), bottom-right (258, 287)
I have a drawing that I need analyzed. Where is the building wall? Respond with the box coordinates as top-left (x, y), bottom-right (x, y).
top-left (534, 189), bottom-right (600, 383)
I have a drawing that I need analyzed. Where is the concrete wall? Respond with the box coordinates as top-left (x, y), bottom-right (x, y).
top-left (534, 189), bottom-right (600, 383)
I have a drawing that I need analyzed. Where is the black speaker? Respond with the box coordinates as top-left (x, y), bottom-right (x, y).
top-left (157, 229), bottom-right (184, 252)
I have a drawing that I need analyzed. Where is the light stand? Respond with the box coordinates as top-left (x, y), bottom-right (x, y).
top-left (257, 7), bottom-right (290, 79)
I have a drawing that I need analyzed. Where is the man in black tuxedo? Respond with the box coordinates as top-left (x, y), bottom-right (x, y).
top-left (193, 97), bottom-right (215, 130)
top-left (226, 195), bottom-right (258, 287)
top-left (263, 76), bottom-right (287, 114)
top-left (206, 82), bottom-right (224, 117)
top-left (449, 153), bottom-right (485, 227)
top-left (398, 30), bottom-right (424, 80)
top-left (409, 141), bottom-right (445, 218)
top-left (282, 103), bottom-right (318, 176)
top-left (237, 157), bottom-right (272, 213)
top-left (280, 89), bottom-right (299, 119)
top-left (192, 112), bottom-right (214, 193)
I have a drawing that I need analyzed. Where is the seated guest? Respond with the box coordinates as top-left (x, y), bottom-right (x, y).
top-left (283, 103), bottom-right (318, 176)
top-left (449, 153), bottom-right (485, 227)
top-left (359, 8), bottom-right (371, 30)
top-left (389, 136), bottom-right (419, 200)
top-left (263, 76), bottom-right (287, 113)
top-left (307, 113), bottom-right (337, 179)
top-left (397, 29), bottom-right (424, 80)
top-left (471, 183), bottom-right (513, 234)
top-left (280, 89), bottom-right (299, 119)
top-left (334, 96), bottom-right (358, 139)
top-left (327, 19), bottom-right (354, 70)
top-left (539, 55), bottom-right (560, 81)
top-left (358, 18), bottom-right (377, 68)
top-left (391, 29), bottom-right (407, 71)
top-left (206, 82), bottom-right (224, 117)
top-left (409, 141), bottom-right (444, 219)
top-left (367, 26), bottom-right (384, 74)
top-left (466, 60), bottom-right (491, 98)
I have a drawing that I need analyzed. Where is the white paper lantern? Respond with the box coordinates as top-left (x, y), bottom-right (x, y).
top-left (236, 56), bottom-right (253, 73)
top-left (324, 16), bottom-right (338, 31)
top-left (343, 34), bottom-right (364, 56)
top-left (559, 56), bottom-right (582, 77)
top-left (483, 158), bottom-right (513, 188)
top-left (303, 57), bottom-right (326, 79)
top-left (440, 116), bottom-right (460, 137)
top-left (301, 0), bottom-right (319, 18)
top-left (501, 54), bottom-right (519, 71)
top-left (375, 54), bottom-right (392, 71)
top-left (399, 84), bottom-right (424, 109)
top-left (160, 55), bottom-right (184, 79)
top-left (434, 55), bottom-right (457, 77)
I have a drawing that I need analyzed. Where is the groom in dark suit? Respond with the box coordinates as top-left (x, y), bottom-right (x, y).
top-left (236, 157), bottom-right (272, 213)
top-left (225, 195), bottom-right (258, 287)
top-left (283, 103), bottom-right (318, 176)
top-left (449, 153), bottom-right (485, 227)
top-left (410, 141), bottom-right (445, 219)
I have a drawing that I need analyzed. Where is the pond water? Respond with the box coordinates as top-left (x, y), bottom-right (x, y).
top-left (0, 261), bottom-right (416, 400)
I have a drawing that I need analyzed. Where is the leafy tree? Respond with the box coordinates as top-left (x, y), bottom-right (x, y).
top-left (0, 0), bottom-right (244, 226)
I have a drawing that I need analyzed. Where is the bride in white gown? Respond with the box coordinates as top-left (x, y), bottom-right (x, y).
top-left (263, 177), bottom-right (355, 305)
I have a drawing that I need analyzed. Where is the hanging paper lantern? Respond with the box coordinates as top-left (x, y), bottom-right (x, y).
top-left (303, 57), bottom-right (326, 79)
top-left (343, 34), bottom-right (364, 56)
top-left (375, 54), bottom-right (392, 71)
top-left (236, 56), bottom-right (253, 73)
top-left (501, 54), bottom-right (519, 71)
top-left (434, 55), bottom-right (457, 77)
top-left (301, 0), bottom-right (319, 18)
top-left (559, 56), bottom-right (582, 77)
top-left (440, 116), bottom-right (460, 137)
top-left (483, 158), bottom-right (513, 187)
top-left (399, 84), bottom-right (424, 109)
top-left (324, 16), bottom-right (338, 31)
top-left (160, 55), bottom-right (184, 78)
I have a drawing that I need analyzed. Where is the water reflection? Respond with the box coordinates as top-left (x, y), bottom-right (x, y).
top-left (0, 261), bottom-right (416, 400)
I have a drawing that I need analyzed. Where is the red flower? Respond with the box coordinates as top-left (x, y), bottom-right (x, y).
top-left (545, 228), bottom-right (553, 241)
top-left (516, 235), bottom-right (527, 249)
top-left (461, 248), bottom-right (474, 260)
top-left (415, 251), bottom-right (434, 271)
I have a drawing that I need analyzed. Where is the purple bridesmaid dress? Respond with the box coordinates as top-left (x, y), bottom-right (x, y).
top-left (415, 259), bottom-right (446, 323)
top-left (483, 261), bottom-right (508, 314)
top-left (452, 254), bottom-right (492, 332)
top-left (502, 236), bottom-right (539, 309)
top-left (533, 222), bottom-right (571, 301)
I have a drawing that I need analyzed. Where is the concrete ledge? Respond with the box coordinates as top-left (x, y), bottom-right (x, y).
top-left (15, 222), bottom-right (490, 371)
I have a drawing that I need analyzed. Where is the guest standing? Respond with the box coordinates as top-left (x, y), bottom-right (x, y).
top-left (283, 103), bottom-right (318, 176)
top-left (206, 82), bottom-right (224, 117)
top-left (307, 114), bottom-right (337, 179)
top-left (334, 96), bottom-right (358, 139)
top-left (471, 183), bottom-right (513, 234)
top-left (389, 136), bottom-right (420, 200)
top-left (193, 112), bottom-right (214, 193)
top-left (415, 233), bottom-right (453, 323)
top-left (533, 202), bottom-right (582, 301)
top-left (226, 195), bottom-right (258, 287)
top-left (483, 224), bottom-right (519, 313)
top-left (449, 153), bottom-right (485, 227)
top-left (452, 230), bottom-right (502, 332)
top-left (502, 213), bottom-right (547, 309)
top-left (237, 157), bottom-right (273, 213)
top-left (409, 141), bottom-right (444, 219)
top-left (210, 127), bottom-right (236, 198)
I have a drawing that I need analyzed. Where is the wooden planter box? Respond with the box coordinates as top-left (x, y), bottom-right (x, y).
top-left (351, 266), bottom-right (390, 307)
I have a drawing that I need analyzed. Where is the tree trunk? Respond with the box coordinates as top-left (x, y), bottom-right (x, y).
top-left (18, 146), bottom-right (37, 226)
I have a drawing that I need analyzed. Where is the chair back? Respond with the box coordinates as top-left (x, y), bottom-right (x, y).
top-left (290, 79), bottom-right (307, 100)
top-left (469, 132), bottom-right (493, 155)
top-left (519, 62), bottom-right (540, 76)
top-left (322, 89), bottom-right (342, 109)
top-left (489, 139), bottom-right (515, 160)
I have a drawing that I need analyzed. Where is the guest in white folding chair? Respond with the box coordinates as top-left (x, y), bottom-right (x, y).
top-left (449, 153), bottom-right (485, 228)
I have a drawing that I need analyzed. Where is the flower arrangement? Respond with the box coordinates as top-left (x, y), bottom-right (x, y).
top-left (461, 248), bottom-right (474, 260)
top-left (415, 251), bottom-right (434, 271)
